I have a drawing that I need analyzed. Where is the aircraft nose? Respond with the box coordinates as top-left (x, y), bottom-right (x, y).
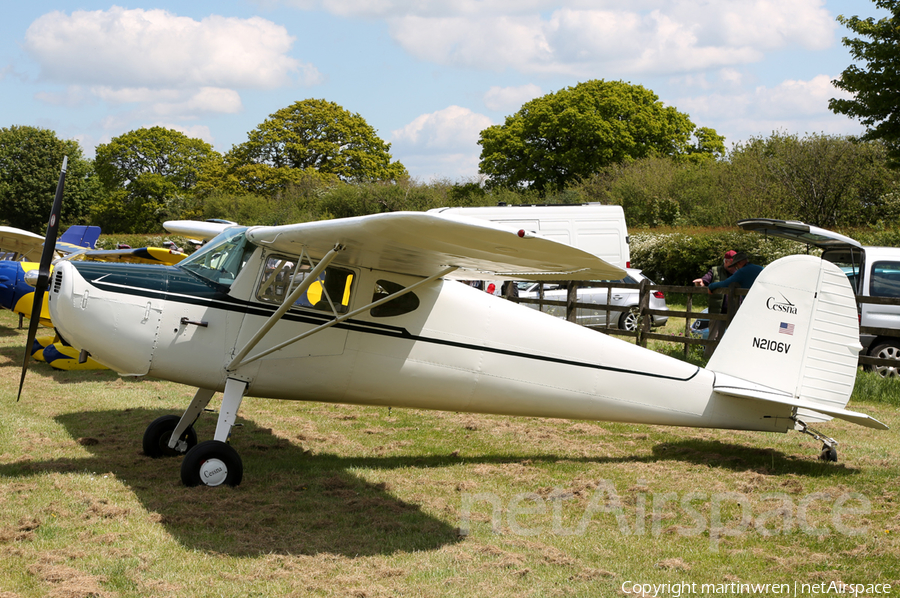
top-left (48, 261), bottom-right (160, 376)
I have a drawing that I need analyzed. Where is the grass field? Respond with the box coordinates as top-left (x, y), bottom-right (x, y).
top-left (1, 307), bottom-right (899, 598)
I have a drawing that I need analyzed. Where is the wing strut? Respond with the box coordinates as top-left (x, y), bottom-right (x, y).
top-left (228, 265), bottom-right (458, 371)
top-left (228, 244), bottom-right (344, 370)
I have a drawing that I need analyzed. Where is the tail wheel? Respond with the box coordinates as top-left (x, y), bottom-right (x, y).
top-left (143, 415), bottom-right (197, 458)
top-left (870, 341), bottom-right (900, 378)
top-left (819, 445), bottom-right (838, 462)
top-left (181, 440), bottom-right (243, 487)
top-left (618, 306), bottom-right (640, 331)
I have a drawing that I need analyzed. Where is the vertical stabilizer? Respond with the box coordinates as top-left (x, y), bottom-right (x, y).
top-left (707, 255), bottom-right (862, 418)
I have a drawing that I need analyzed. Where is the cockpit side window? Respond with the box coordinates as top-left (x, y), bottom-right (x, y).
top-left (257, 254), bottom-right (354, 313)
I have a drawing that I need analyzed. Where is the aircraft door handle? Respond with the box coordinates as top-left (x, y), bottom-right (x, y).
top-left (180, 317), bottom-right (208, 328)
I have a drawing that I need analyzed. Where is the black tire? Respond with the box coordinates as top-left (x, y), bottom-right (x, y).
top-left (143, 415), bottom-right (197, 458)
top-left (181, 440), bottom-right (243, 487)
top-left (870, 341), bottom-right (900, 378)
top-left (618, 306), bottom-right (640, 331)
top-left (819, 446), bottom-right (838, 462)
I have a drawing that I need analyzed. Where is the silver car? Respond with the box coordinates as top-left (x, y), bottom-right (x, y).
top-left (517, 269), bottom-right (669, 331)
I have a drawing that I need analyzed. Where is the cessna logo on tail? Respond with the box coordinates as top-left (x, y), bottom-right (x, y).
top-left (767, 294), bottom-right (797, 315)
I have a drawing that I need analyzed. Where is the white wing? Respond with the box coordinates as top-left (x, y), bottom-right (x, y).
top-left (164, 220), bottom-right (238, 241)
top-left (0, 226), bottom-right (45, 260)
top-left (245, 211), bottom-right (626, 281)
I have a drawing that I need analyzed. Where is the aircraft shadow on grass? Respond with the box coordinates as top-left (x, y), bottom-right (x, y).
top-left (1, 407), bottom-right (463, 557)
top-left (0, 404), bottom-right (859, 557)
top-left (649, 439), bottom-right (860, 477)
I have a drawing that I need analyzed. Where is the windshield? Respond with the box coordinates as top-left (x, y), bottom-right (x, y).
top-left (178, 227), bottom-right (252, 288)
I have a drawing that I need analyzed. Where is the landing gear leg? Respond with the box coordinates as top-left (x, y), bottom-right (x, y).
top-left (793, 419), bottom-right (838, 462)
top-left (181, 378), bottom-right (247, 487)
top-left (163, 387), bottom-right (216, 452)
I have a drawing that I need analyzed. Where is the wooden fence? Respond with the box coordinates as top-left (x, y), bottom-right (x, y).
top-left (514, 281), bottom-right (900, 368)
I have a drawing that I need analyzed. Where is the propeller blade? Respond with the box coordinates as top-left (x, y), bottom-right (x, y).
top-left (18, 156), bottom-right (68, 401)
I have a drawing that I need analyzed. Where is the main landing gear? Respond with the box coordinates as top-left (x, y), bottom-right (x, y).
top-left (794, 418), bottom-right (838, 462)
top-left (142, 379), bottom-right (248, 487)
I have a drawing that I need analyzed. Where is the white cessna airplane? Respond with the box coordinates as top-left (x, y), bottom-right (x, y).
top-left (23, 195), bottom-right (886, 487)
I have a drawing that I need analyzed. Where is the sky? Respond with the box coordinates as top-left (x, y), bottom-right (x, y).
top-left (0, 0), bottom-right (883, 182)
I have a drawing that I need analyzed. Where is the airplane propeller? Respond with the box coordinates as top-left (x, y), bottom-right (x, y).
top-left (17, 157), bottom-right (67, 401)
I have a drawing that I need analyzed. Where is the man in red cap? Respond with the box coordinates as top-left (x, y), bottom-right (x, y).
top-left (693, 250), bottom-right (737, 357)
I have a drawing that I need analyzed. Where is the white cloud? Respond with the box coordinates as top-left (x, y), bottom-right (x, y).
top-left (24, 8), bottom-right (317, 88)
top-left (752, 75), bottom-right (846, 119)
top-left (285, 0), bottom-right (836, 77)
top-left (23, 8), bottom-right (321, 125)
top-left (483, 84), bottom-right (543, 111)
top-left (391, 105), bottom-right (493, 179)
top-left (676, 74), bottom-right (863, 146)
top-left (281, 0), bottom-right (566, 19)
top-left (680, 74), bottom-right (846, 122)
top-left (391, 105), bottom-right (493, 152)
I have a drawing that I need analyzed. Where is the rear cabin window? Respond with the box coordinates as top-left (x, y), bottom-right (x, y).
top-left (870, 261), bottom-right (900, 298)
top-left (257, 255), bottom-right (354, 313)
top-left (370, 280), bottom-right (420, 317)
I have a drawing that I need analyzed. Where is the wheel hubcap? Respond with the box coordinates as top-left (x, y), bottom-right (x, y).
top-left (876, 346), bottom-right (900, 378)
top-left (199, 458), bottom-right (228, 486)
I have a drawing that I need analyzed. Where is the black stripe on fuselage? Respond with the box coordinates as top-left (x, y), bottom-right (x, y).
top-left (72, 262), bottom-right (700, 383)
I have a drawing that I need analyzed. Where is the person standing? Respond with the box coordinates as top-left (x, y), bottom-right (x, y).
top-left (693, 250), bottom-right (736, 357)
top-left (707, 252), bottom-right (763, 295)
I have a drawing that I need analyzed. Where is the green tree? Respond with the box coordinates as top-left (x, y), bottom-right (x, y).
top-left (829, 0), bottom-right (900, 164)
top-left (92, 127), bottom-right (222, 232)
top-left (477, 80), bottom-right (705, 193)
top-left (0, 126), bottom-right (98, 232)
top-left (685, 127), bottom-right (727, 163)
top-left (228, 99), bottom-right (407, 185)
top-left (726, 133), bottom-right (896, 227)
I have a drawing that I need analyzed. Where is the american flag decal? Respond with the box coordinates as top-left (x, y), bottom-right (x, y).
top-left (779, 322), bottom-right (794, 335)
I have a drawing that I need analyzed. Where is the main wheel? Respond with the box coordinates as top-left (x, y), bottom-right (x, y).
top-left (869, 341), bottom-right (900, 378)
top-left (819, 445), bottom-right (838, 462)
top-left (181, 440), bottom-right (243, 487)
top-left (143, 415), bottom-right (197, 458)
top-left (618, 306), bottom-right (640, 331)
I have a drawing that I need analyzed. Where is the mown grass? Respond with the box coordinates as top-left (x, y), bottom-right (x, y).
top-left (1, 308), bottom-right (899, 597)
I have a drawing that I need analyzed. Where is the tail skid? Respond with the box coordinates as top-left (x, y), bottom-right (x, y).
top-left (707, 255), bottom-right (887, 432)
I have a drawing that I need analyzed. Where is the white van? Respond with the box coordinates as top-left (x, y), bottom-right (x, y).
top-left (428, 204), bottom-right (630, 268)
top-left (740, 218), bottom-right (900, 377)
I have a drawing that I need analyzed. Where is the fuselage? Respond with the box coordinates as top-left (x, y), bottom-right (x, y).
top-left (46, 233), bottom-right (796, 434)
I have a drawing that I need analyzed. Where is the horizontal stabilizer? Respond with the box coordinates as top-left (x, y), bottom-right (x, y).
top-left (714, 372), bottom-right (888, 430)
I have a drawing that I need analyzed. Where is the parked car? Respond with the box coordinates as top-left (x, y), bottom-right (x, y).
top-left (517, 269), bottom-right (668, 331)
top-left (739, 218), bottom-right (900, 377)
